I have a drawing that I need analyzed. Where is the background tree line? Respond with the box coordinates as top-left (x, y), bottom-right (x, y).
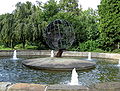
top-left (0, 0), bottom-right (119, 52)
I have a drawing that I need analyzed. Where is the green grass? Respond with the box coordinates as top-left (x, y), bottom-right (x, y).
top-left (0, 44), bottom-right (38, 50)
top-left (0, 48), bottom-right (12, 50)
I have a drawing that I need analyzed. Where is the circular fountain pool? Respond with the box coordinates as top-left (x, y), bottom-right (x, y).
top-left (0, 56), bottom-right (120, 86)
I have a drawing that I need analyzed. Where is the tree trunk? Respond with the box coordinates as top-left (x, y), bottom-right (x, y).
top-left (55, 49), bottom-right (63, 57)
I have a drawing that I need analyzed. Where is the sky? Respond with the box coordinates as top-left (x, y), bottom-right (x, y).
top-left (0, 0), bottom-right (101, 15)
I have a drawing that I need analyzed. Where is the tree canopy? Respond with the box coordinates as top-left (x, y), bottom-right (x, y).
top-left (0, 0), bottom-right (119, 52)
top-left (98, 0), bottom-right (120, 51)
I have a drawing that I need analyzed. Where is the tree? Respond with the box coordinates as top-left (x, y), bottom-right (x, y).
top-left (98, 0), bottom-right (120, 51)
top-left (13, 2), bottom-right (33, 48)
top-left (0, 13), bottom-right (15, 48)
top-left (13, 1), bottom-right (46, 48)
top-left (83, 8), bottom-right (99, 41)
top-left (0, 0), bottom-right (100, 51)
top-left (59, 0), bottom-right (81, 15)
top-left (29, 5), bottom-right (47, 46)
top-left (70, 9), bottom-right (99, 46)
top-left (0, 1), bottom-right (47, 49)
top-left (42, 0), bottom-right (60, 21)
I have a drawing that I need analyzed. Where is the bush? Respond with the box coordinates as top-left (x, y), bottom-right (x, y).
top-left (0, 45), bottom-right (12, 50)
top-left (36, 42), bottom-right (48, 50)
top-left (14, 44), bottom-right (23, 49)
top-left (68, 46), bottom-right (79, 51)
top-left (78, 40), bottom-right (100, 51)
top-left (25, 45), bottom-right (38, 49)
top-left (14, 44), bottom-right (38, 49)
top-left (92, 48), bottom-right (105, 52)
top-left (0, 45), bottom-right (5, 48)
top-left (112, 49), bottom-right (120, 53)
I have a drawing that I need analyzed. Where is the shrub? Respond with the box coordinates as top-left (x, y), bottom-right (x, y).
top-left (92, 48), bottom-right (105, 52)
top-left (0, 45), bottom-right (5, 48)
top-left (14, 44), bottom-right (23, 49)
top-left (112, 49), bottom-right (120, 53)
top-left (78, 40), bottom-right (100, 51)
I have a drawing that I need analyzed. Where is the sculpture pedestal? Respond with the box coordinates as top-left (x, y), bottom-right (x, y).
top-left (22, 57), bottom-right (96, 71)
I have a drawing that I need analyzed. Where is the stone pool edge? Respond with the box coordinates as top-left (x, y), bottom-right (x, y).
top-left (0, 82), bottom-right (89, 91)
top-left (0, 50), bottom-right (120, 60)
top-left (0, 82), bottom-right (120, 91)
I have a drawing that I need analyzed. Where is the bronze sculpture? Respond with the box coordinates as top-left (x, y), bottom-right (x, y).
top-left (43, 19), bottom-right (75, 57)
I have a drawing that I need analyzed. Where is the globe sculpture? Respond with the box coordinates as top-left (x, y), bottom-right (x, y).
top-left (22, 19), bottom-right (96, 71)
top-left (43, 19), bottom-right (75, 57)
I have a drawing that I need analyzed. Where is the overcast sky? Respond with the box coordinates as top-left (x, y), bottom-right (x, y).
top-left (0, 0), bottom-right (101, 15)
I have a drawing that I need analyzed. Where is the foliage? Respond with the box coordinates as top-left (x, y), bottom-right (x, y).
top-left (0, 0), bottom-right (101, 52)
top-left (73, 9), bottom-right (99, 45)
top-left (14, 44), bottom-right (23, 49)
top-left (98, 0), bottom-right (120, 51)
top-left (42, 0), bottom-right (59, 21)
top-left (77, 40), bottom-right (100, 51)
top-left (0, 1), bottom-right (47, 49)
top-left (92, 48), bottom-right (105, 53)
top-left (13, 1), bottom-right (46, 48)
top-left (112, 49), bottom-right (120, 53)
top-left (14, 44), bottom-right (38, 49)
top-left (59, 0), bottom-right (81, 15)
top-left (0, 13), bottom-right (15, 48)
top-left (0, 45), bottom-right (12, 50)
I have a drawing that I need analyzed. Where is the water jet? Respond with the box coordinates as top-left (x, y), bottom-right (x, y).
top-left (50, 50), bottom-right (54, 57)
top-left (13, 50), bottom-right (18, 60)
top-left (117, 59), bottom-right (120, 67)
top-left (87, 52), bottom-right (92, 60)
top-left (70, 68), bottom-right (79, 85)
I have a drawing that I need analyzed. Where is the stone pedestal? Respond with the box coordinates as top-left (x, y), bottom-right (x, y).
top-left (22, 57), bottom-right (96, 71)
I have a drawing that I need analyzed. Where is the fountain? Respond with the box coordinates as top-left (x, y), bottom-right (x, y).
top-left (13, 50), bottom-right (18, 60)
top-left (0, 19), bottom-right (119, 89)
top-left (87, 52), bottom-right (92, 60)
top-left (117, 59), bottom-right (120, 67)
top-left (51, 50), bottom-right (54, 57)
top-left (22, 19), bottom-right (96, 71)
top-left (70, 68), bottom-right (79, 85)
top-left (0, 55), bottom-right (119, 86)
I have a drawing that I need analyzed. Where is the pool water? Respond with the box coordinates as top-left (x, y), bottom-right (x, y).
top-left (0, 56), bottom-right (120, 86)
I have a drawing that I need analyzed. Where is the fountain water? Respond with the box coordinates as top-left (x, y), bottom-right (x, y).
top-left (70, 68), bottom-right (79, 85)
top-left (13, 50), bottom-right (18, 60)
top-left (117, 59), bottom-right (120, 67)
top-left (88, 52), bottom-right (92, 60)
top-left (51, 50), bottom-right (54, 57)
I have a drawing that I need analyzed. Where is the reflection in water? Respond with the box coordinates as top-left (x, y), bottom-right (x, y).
top-left (0, 56), bottom-right (119, 86)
